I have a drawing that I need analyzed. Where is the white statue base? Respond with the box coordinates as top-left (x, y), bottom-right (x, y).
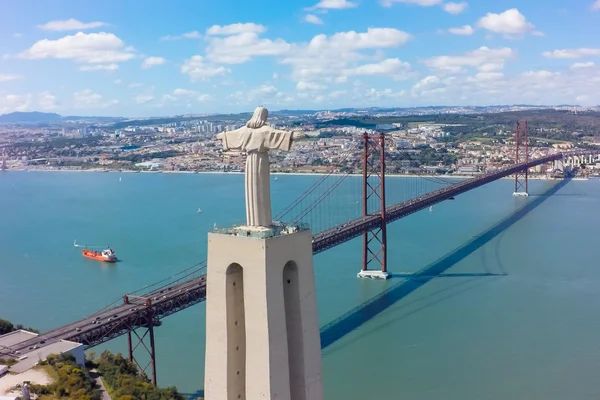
top-left (205, 228), bottom-right (324, 400)
top-left (357, 270), bottom-right (392, 280)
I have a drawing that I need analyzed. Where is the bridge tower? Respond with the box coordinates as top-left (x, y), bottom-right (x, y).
top-left (357, 131), bottom-right (390, 279)
top-left (513, 121), bottom-right (529, 197)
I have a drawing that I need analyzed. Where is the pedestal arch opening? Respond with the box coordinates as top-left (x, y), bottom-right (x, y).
top-left (283, 260), bottom-right (306, 400)
top-left (226, 262), bottom-right (246, 400)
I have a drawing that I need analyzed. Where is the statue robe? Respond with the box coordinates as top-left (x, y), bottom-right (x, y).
top-left (220, 125), bottom-right (293, 227)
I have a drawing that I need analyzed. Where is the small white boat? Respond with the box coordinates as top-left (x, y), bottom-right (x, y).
top-left (197, 208), bottom-right (203, 213)
top-left (274, 176), bottom-right (278, 181)
top-left (429, 206), bottom-right (433, 212)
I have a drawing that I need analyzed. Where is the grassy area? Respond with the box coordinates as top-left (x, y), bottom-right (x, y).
top-left (35, 364), bottom-right (58, 382)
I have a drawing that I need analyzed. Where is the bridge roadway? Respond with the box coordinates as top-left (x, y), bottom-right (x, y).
top-left (1, 150), bottom-right (594, 357)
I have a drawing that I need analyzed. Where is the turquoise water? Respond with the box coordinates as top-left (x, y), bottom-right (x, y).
top-left (2, 171), bottom-right (600, 399)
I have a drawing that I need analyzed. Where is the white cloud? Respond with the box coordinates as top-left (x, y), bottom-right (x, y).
top-left (160, 31), bottom-right (201, 41)
top-left (343, 58), bottom-right (413, 80)
top-left (0, 74), bottom-right (23, 82)
top-left (73, 89), bottom-right (118, 108)
top-left (114, 79), bottom-right (122, 84)
top-left (365, 88), bottom-right (406, 100)
top-left (297, 81), bottom-right (327, 91)
top-left (206, 23), bottom-right (266, 36)
top-left (467, 72), bottom-right (504, 82)
top-left (18, 32), bottom-right (136, 65)
top-left (522, 70), bottom-right (560, 80)
top-left (0, 94), bottom-right (32, 113)
top-left (571, 61), bottom-right (595, 69)
top-left (13, 33), bottom-right (23, 39)
top-left (443, 2), bottom-right (468, 14)
top-left (476, 9), bottom-right (540, 38)
top-left (170, 88), bottom-right (211, 102)
top-left (411, 75), bottom-right (445, 97)
top-left (129, 83), bottom-right (143, 88)
top-left (312, 28), bottom-right (411, 50)
top-left (448, 25), bottom-right (474, 35)
top-left (38, 91), bottom-right (58, 110)
top-left (181, 55), bottom-right (231, 81)
top-left (403, 64), bottom-right (600, 106)
top-left (227, 84), bottom-right (289, 106)
top-left (381, 0), bottom-right (441, 8)
top-left (173, 88), bottom-right (198, 96)
top-left (592, 0), bottom-right (600, 10)
top-left (304, 14), bottom-right (324, 25)
top-left (79, 63), bottom-right (119, 71)
top-left (142, 56), bottom-right (166, 68)
top-left (282, 28), bottom-right (411, 86)
top-left (37, 19), bottom-right (106, 31)
top-left (135, 94), bottom-right (154, 104)
top-left (206, 32), bottom-right (291, 64)
top-left (306, 0), bottom-right (358, 11)
top-left (543, 48), bottom-right (600, 59)
top-left (422, 46), bottom-right (515, 73)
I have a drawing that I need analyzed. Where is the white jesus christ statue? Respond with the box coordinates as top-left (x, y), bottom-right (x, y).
top-left (216, 106), bottom-right (304, 227)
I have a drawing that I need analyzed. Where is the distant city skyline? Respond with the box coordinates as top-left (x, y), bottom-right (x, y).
top-left (1, 0), bottom-right (600, 116)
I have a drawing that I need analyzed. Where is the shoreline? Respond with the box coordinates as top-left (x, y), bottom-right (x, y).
top-left (1, 168), bottom-right (572, 180)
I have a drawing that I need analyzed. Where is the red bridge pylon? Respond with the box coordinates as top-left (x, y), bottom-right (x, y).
top-left (123, 295), bottom-right (158, 386)
top-left (513, 120), bottom-right (529, 197)
top-left (358, 131), bottom-right (391, 279)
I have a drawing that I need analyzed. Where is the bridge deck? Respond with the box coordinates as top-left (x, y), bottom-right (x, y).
top-left (1, 150), bottom-right (592, 356)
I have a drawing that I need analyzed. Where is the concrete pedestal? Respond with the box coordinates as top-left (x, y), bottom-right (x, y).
top-left (512, 192), bottom-right (529, 197)
top-left (357, 270), bottom-right (391, 280)
top-left (204, 228), bottom-right (324, 400)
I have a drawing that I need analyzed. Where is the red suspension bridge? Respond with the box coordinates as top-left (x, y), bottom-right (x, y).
top-left (1, 121), bottom-right (597, 385)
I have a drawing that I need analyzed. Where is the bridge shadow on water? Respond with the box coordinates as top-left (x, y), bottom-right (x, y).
top-left (319, 178), bottom-right (570, 351)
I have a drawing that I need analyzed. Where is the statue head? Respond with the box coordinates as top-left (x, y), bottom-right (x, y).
top-left (246, 106), bottom-right (269, 129)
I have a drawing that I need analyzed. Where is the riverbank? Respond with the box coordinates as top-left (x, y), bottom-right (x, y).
top-left (3, 168), bottom-right (566, 180)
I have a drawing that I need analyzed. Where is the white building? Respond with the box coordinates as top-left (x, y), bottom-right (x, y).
top-left (0, 330), bottom-right (85, 374)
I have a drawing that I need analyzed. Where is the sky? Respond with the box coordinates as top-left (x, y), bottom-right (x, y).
top-left (1, 0), bottom-right (600, 117)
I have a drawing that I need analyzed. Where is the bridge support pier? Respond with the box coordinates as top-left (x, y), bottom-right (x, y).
top-left (126, 322), bottom-right (158, 386)
top-left (358, 131), bottom-right (390, 280)
top-left (123, 296), bottom-right (158, 386)
top-left (513, 121), bottom-right (529, 197)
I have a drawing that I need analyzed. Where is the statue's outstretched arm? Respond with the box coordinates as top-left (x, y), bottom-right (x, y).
top-left (216, 128), bottom-right (243, 151)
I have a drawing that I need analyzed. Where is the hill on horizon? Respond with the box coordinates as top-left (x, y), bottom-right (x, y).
top-left (0, 111), bottom-right (62, 124)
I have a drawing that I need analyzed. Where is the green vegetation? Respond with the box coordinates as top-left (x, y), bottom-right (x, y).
top-left (0, 317), bottom-right (39, 335)
top-left (29, 353), bottom-right (101, 400)
top-left (23, 351), bottom-right (193, 400)
top-left (94, 350), bottom-right (186, 400)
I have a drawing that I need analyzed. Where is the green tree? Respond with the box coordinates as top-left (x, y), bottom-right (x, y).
top-left (0, 318), bottom-right (14, 335)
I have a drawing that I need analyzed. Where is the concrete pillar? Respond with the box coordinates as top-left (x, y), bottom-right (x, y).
top-left (205, 229), bottom-right (324, 400)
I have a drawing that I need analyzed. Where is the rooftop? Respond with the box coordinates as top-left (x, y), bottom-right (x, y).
top-left (10, 340), bottom-right (83, 374)
top-left (0, 331), bottom-right (38, 350)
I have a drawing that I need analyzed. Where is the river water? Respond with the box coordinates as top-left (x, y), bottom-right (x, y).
top-left (1, 171), bottom-right (599, 399)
